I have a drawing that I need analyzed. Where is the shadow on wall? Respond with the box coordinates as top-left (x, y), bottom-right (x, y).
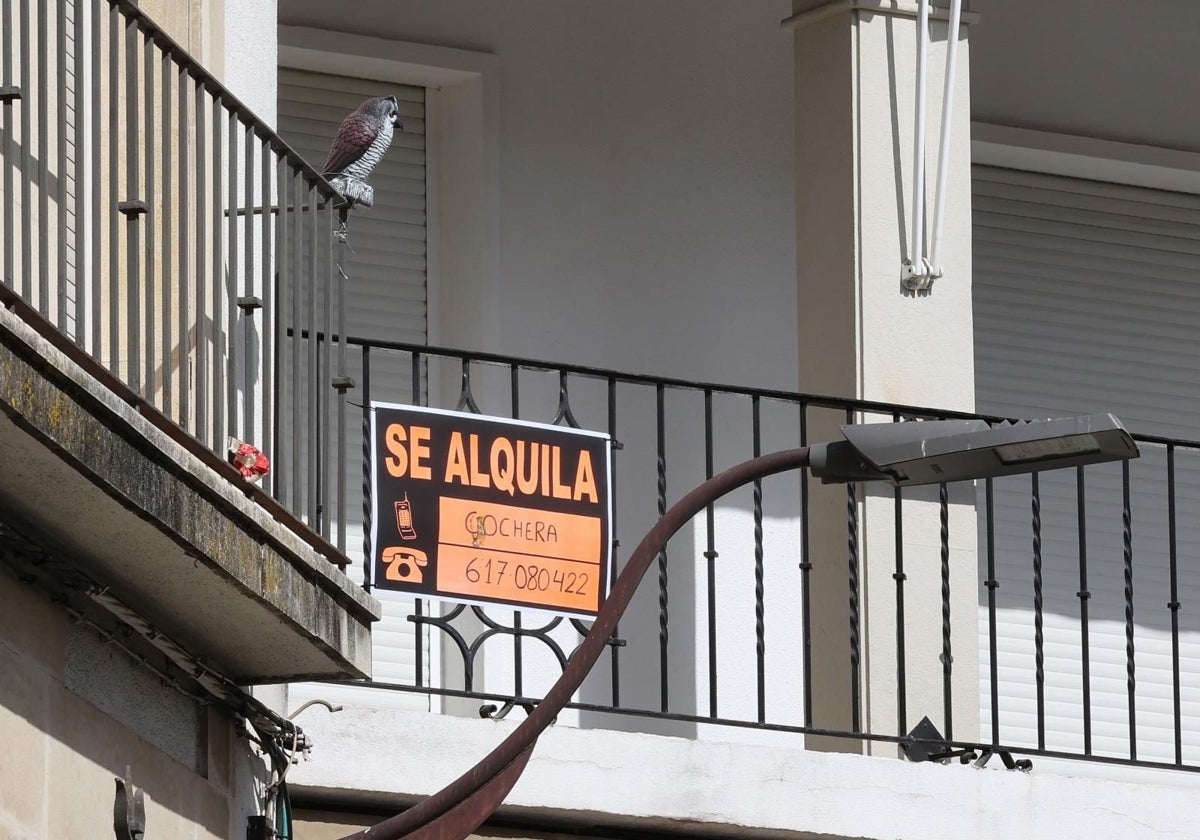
top-left (979, 451), bottom-right (1200, 762)
top-left (0, 569), bottom-right (245, 837)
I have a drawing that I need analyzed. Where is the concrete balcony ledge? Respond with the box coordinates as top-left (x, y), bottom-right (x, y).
top-left (290, 708), bottom-right (1200, 840)
top-left (0, 302), bottom-right (381, 683)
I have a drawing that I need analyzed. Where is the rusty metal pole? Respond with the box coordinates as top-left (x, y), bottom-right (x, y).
top-left (337, 447), bottom-right (813, 840)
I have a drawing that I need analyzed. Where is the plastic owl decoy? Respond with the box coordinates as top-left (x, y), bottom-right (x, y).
top-left (322, 94), bottom-right (401, 209)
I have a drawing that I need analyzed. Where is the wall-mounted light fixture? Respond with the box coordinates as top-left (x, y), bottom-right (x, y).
top-left (811, 413), bottom-right (1138, 486)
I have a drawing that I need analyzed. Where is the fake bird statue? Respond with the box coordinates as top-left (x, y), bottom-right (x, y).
top-left (321, 94), bottom-right (401, 209)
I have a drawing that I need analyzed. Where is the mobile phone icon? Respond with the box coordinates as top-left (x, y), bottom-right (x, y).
top-left (394, 493), bottom-right (417, 540)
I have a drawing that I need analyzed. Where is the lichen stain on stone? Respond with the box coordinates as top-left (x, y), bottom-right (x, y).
top-left (46, 392), bottom-right (65, 430)
top-left (261, 553), bottom-right (284, 597)
top-left (18, 377), bottom-right (36, 413)
top-left (2, 366), bottom-right (62, 429)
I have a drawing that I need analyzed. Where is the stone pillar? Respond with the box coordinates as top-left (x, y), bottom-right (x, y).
top-left (787, 0), bottom-right (979, 754)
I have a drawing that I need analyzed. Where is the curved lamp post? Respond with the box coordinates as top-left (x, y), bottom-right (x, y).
top-left (338, 414), bottom-right (1138, 840)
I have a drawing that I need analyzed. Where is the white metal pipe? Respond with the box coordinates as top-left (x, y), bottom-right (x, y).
top-left (928, 0), bottom-right (964, 275)
top-left (910, 0), bottom-right (930, 275)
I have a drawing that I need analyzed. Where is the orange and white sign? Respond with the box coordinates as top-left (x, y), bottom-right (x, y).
top-left (371, 404), bottom-right (612, 617)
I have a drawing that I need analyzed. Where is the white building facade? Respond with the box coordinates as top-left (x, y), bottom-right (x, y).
top-left (6, 0), bottom-right (1200, 838)
top-left (264, 1), bottom-right (1200, 838)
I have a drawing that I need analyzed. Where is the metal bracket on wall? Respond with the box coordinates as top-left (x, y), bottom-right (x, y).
top-left (117, 200), bottom-right (149, 218)
top-left (971, 748), bottom-right (1034, 772)
top-left (479, 697), bottom-right (538, 721)
top-left (0, 86), bottom-right (21, 102)
top-left (246, 815), bottom-right (278, 840)
top-left (113, 767), bottom-right (146, 840)
top-left (900, 716), bottom-right (1033, 772)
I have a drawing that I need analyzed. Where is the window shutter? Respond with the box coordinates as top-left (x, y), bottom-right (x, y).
top-left (278, 68), bottom-right (429, 711)
top-left (973, 166), bottom-right (1200, 768)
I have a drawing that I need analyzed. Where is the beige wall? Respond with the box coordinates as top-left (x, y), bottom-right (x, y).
top-left (140, 0), bottom-right (215, 60)
top-left (0, 571), bottom-right (246, 840)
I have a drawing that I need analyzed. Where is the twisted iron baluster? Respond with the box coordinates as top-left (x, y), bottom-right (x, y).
top-left (940, 479), bottom-right (952, 740)
top-left (1032, 472), bottom-right (1045, 750)
top-left (752, 396), bottom-right (765, 723)
top-left (845, 409), bottom-right (860, 734)
top-left (847, 479), bottom-right (860, 733)
top-left (1123, 459), bottom-right (1136, 759)
top-left (657, 384), bottom-right (669, 713)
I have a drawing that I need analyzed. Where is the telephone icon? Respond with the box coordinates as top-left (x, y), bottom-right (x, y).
top-left (382, 546), bottom-right (429, 583)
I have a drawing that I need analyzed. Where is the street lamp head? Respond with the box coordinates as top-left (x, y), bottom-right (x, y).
top-left (810, 413), bottom-right (1139, 487)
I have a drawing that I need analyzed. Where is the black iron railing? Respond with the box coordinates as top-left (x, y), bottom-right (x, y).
top-left (287, 335), bottom-right (1200, 777)
top-left (1, 0), bottom-right (347, 552)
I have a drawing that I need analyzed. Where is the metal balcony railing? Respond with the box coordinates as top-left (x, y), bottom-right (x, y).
top-left (0, 0), bottom-right (349, 562)
top-left (304, 336), bottom-right (1200, 778)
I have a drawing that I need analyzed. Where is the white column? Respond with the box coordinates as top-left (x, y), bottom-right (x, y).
top-left (220, 0), bottom-right (278, 125)
top-left (788, 0), bottom-right (979, 754)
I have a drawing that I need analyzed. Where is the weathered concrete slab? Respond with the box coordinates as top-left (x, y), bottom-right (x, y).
top-left (0, 303), bottom-right (380, 682)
